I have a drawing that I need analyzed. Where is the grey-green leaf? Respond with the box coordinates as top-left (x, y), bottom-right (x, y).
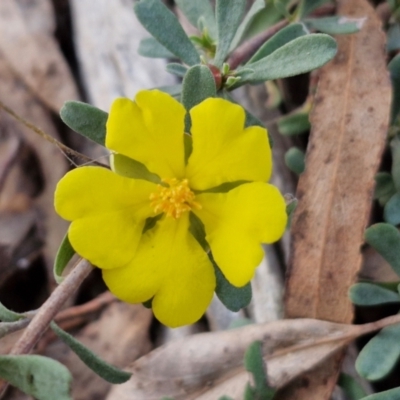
top-left (304, 16), bottom-right (363, 35)
top-left (134, 0), bottom-right (200, 66)
top-left (356, 323), bottom-right (400, 381)
top-left (238, 34), bottom-right (337, 84)
top-left (244, 341), bottom-right (275, 400)
top-left (0, 355), bottom-right (72, 400)
top-left (214, 0), bottom-right (246, 67)
top-left (349, 283), bottom-right (400, 306)
top-left (138, 37), bottom-right (175, 59)
top-left (387, 23), bottom-right (400, 52)
top-left (285, 147), bottom-right (305, 175)
top-left (230, 0), bottom-right (267, 50)
top-left (110, 153), bottom-right (161, 184)
top-left (249, 23), bottom-right (309, 64)
top-left (374, 172), bottom-right (396, 206)
top-left (364, 223), bottom-right (400, 276)
top-left (384, 192), bottom-right (400, 226)
top-left (389, 53), bottom-right (400, 125)
top-left (54, 232), bottom-right (75, 284)
top-left (175, 0), bottom-right (216, 38)
top-left (214, 261), bottom-right (252, 312)
top-left (60, 101), bottom-right (108, 146)
top-left (182, 65), bottom-right (216, 111)
top-left (277, 110), bottom-right (310, 136)
top-left (0, 303), bottom-right (24, 322)
top-left (157, 84), bottom-right (182, 98)
top-left (337, 373), bottom-right (367, 400)
top-left (362, 388), bottom-right (400, 400)
top-left (51, 322), bottom-right (131, 384)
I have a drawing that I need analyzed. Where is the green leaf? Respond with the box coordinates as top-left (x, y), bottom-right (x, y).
top-left (214, 261), bottom-right (252, 312)
top-left (182, 65), bottom-right (216, 132)
top-left (181, 65), bottom-right (216, 111)
top-left (54, 232), bottom-right (75, 284)
top-left (365, 223), bottom-right (400, 276)
top-left (230, 0), bottom-right (267, 50)
top-left (304, 16), bottom-right (363, 35)
top-left (356, 322), bottom-right (400, 381)
top-left (175, 0), bottom-right (216, 38)
top-left (387, 23), bottom-right (400, 52)
top-left (51, 322), bottom-right (131, 384)
top-left (384, 192), bottom-right (400, 226)
top-left (349, 283), bottom-right (400, 306)
top-left (391, 136), bottom-right (400, 191)
top-left (249, 23), bottom-right (309, 64)
top-left (298, 0), bottom-right (330, 18)
top-left (277, 110), bottom-right (310, 136)
top-left (0, 355), bottom-right (72, 400)
top-left (244, 341), bottom-right (275, 400)
top-left (374, 172), bottom-right (396, 206)
top-left (389, 53), bottom-right (400, 124)
top-left (285, 147), bottom-right (305, 175)
top-left (238, 34), bottom-right (337, 84)
top-left (60, 101), bottom-right (108, 146)
top-left (337, 373), bottom-right (367, 400)
top-left (219, 397), bottom-right (234, 400)
top-left (134, 0), bottom-right (200, 66)
top-left (110, 153), bottom-right (161, 184)
top-left (214, 0), bottom-right (246, 67)
top-left (138, 37), bottom-right (175, 59)
top-left (286, 199), bottom-right (298, 229)
top-left (166, 63), bottom-right (188, 77)
top-left (0, 303), bottom-right (24, 322)
top-left (362, 388), bottom-right (400, 400)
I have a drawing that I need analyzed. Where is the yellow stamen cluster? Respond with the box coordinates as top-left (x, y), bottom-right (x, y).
top-left (150, 178), bottom-right (201, 219)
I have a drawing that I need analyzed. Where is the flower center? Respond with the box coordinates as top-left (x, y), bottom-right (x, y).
top-left (149, 178), bottom-right (201, 219)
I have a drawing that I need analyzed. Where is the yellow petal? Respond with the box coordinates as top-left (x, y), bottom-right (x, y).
top-left (102, 214), bottom-right (216, 327)
top-left (194, 183), bottom-right (287, 287)
top-left (106, 90), bottom-right (186, 179)
top-left (186, 98), bottom-right (272, 190)
top-left (55, 166), bottom-right (155, 269)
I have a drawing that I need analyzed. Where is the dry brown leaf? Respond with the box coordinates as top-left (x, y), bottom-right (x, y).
top-left (107, 317), bottom-right (400, 400)
top-left (0, 0), bottom-right (79, 111)
top-left (282, 0), bottom-right (392, 398)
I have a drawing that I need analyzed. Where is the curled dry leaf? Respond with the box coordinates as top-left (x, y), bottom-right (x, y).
top-left (106, 316), bottom-right (400, 400)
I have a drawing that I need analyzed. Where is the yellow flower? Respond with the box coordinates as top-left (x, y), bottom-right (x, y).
top-left (55, 90), bottom-right (287, 327)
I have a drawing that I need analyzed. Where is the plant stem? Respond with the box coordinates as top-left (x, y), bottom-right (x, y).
top-left (0, 258), bottom-right (93, 398)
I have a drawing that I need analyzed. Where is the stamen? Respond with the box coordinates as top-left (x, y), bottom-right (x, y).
top-left (150, 178), bottom-right (201, 219)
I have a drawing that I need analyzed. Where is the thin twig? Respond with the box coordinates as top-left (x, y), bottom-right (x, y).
top-left (0, 100), bottom-right (106, 167)
top-left (0, 259), bottom-right (93, 398)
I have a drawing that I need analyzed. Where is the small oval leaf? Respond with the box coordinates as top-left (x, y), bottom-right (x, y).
top-left (51, 322), bottom-right (131, 384)
top-left (166, 63), bottom-right (188, 77)
top-left (365, 223), bottom-right (400, 276)
top-left (384, 192), bottom-right (400, 226)
top-left (374, 172), bottom-right (396, 206)
top-left (134, 0), bottom-right (200, 66)
top-left (0, 355), bottom-right (72, 400)
top-left (389, 53), bottom-right (400, 124)
top-left (356, 323), bottom-right (400, 381)
top-left (349, 283), bottom-right (400, 306)
top-left (54, 232), bottom-right (75, 284)
top-left (285, 147), bottom-right (305, 175)
top-left (277, 111), bottom-right (310, 136)
top-left (60, 101), bottom-right (108, 146)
